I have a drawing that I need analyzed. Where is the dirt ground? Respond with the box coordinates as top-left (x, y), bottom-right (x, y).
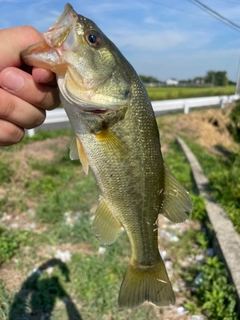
top-left (0, 104), bottom-right (238, 319)
top-left (158, 104), bottom-right (238, 152)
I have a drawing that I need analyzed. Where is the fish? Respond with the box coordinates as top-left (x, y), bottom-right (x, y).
top-left (21, 3), bottom-right (193, 308)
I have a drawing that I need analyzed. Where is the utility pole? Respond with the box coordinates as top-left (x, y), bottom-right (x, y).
top-left (235, 56), bottom-right (240, 95)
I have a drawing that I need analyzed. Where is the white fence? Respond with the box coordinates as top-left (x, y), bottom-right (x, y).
top-left (152, 94), bottom-right (239, 115)
top-left (27, 94), bottom-right (240, 137)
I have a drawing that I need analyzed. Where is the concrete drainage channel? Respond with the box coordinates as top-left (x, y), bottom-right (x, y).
top-left (177, 137), bottom-right (240, 313)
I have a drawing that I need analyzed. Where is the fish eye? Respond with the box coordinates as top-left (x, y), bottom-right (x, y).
top-left (85, 31), bottom-right (101, 47)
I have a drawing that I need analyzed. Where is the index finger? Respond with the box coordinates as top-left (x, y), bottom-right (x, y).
top-left (0, 26), bottom-right (43, 71)
top-left (32, 67), bottom-right (57, 86)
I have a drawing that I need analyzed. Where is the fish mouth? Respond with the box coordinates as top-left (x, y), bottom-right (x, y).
top-left (21, 3), bottom-right (125, 115)
top-left (57, 76), bottom-right (110, 115)
top-left (21, 4), bottom-right (79, 73)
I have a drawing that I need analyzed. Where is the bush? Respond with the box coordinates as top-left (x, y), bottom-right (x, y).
top-left (228, 101), bottom-right (240, 142)
top-left (0, 228), bottom-right (19, 264)
top-left (195, 257), bottom-right (237, 319)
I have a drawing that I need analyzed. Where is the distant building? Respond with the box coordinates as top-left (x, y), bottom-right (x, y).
top-left (194, 78), bottom-right (205, 85)
top-left (166, 79), bottom-right (179, 86)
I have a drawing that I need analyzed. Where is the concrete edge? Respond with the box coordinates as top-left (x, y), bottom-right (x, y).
top-left (177, 137), bottom-right (240, 311)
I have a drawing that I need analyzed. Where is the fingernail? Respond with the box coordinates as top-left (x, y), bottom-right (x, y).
top-left (2, 70), bottom-right (25, 92)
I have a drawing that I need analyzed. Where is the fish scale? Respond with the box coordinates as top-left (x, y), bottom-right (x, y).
top-left (21, 3), bottom-right (193, 308)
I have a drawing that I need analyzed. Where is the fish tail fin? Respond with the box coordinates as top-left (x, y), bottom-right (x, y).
top-left (118, 260), bottom-right (175, 308)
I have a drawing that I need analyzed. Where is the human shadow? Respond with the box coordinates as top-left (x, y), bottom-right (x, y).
top-left (8, 258), bottom-right (82, 320)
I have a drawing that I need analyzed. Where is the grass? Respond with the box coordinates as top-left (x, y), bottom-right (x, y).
top-left (146, 85), bottom-right (235, 101)
top-left (183, 139), bottom-right (240, 234)
top-left (0, 123), bottom-right (238, 319)
top-left (0, 158), bottom-right (14, 183)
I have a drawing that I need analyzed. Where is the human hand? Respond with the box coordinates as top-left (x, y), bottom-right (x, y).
top-left (0, 26), bottom-right (60, 146)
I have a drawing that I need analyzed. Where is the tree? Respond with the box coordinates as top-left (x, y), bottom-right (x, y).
top-left (139, 75), bottom-right (160, 83)
top-left (204, 70), bottom-right (228, 86)
top-left (215, 71), bottom-right (228, 86)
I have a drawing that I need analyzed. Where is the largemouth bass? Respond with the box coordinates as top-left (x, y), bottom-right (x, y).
top-left (21, 3), bottom-right (192, 308)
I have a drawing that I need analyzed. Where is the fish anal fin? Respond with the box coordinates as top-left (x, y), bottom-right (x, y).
top-left (92, 198), bottom-right (122, 245)
top-left (118, 260), bottom-right (175, 308)
top-left (160, 163), bottom-right (193, 223)
top-left (70, 136), bottom-right (89, 174)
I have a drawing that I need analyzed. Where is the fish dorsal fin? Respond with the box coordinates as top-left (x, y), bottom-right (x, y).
top-left (160, 163), bottom-right (193, 223)
top-left (70, 136), bottom-right (89, 175)
top-left (92, 198), bottom-right (122, 245)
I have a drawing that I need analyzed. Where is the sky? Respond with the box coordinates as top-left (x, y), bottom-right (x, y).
top-left (0, 0), bottom-right (240, 82)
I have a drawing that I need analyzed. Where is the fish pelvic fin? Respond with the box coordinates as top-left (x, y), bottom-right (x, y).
top-left (118, 260), bottom-right (175, 308)
top-left (160, 163), bottom-right (193, 223)
top-left (70, 136), bottom-right (89, 175)
top-left (92, 198), bottom-right (122, 245)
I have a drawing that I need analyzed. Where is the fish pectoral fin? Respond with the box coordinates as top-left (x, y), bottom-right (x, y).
top-left (94, 129), bottom-right (127, 153)
top-left (118, 260), bottom-right (175, 308)
top-left (160, 163), bottom-right (193, 223)
top-left (69, 136), bottom-right (89, 175)
top-left (69, 138), bottom-right (79, 160)
top-left (92, 198), bottom-right (122, 245)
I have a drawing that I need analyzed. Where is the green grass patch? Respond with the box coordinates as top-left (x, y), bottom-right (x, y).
top-left (0, 228), bottom-right (19, 265)
top-left (70, 237), bottom-right (128, 315)
top-left (0, 228), bottom-right (31, 265)
top-left (47, 213), bottom-right (95, 245)
top-left (146, 85), bottom-right (235, 101)
top-left (163, 139), bottom-right (194, 193)
top-left (0, 280), bottom-right (11, 320)
top-left (35, 173), bottom-right (98, 224)
top-left (0, 158), bottom-right (14, 183)
top-left (24, 147), bottom-right (99, 224)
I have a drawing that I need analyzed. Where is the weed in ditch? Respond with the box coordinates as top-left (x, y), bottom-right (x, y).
top-left (184, 139), bottom-right (240, 233)
top-left (185, 257), bottom-right (237, 320)
top-left (190, 194), bottom-right (207, 221)
top-left (164, 140), bottom-right (238, 319)
top-left (228, 100), bottom-right (240, 142)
